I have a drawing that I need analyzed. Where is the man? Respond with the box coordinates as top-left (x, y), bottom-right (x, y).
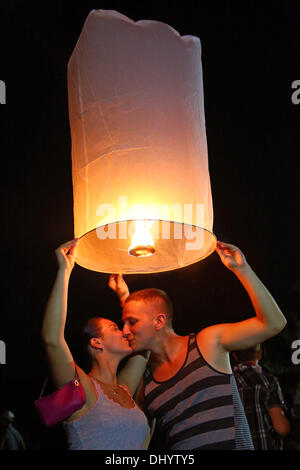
top-left (231, 344), bottom-right (290, 449)
top-left (111, 241), bottom-right (287, 450)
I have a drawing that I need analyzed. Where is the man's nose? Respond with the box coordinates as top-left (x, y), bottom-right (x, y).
top-left (122, 324), bottom-right (130, 338)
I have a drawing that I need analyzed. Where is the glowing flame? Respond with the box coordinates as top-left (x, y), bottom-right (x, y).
top-left (128, 220), bottom-right (155, 257)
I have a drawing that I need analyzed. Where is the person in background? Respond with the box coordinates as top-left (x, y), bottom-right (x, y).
top-left (231, 344), bottom-right (290, 449)
top-left (0, 411), bottom-right (26, 450)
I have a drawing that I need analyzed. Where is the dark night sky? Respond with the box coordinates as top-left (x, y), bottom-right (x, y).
top-left (0, 0), bottom-right (299, 450)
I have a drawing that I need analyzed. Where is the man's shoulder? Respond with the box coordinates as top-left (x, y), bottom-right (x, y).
top-left (194, 325), bottom-right (227, 354)
top-left (195, 325), bottom-right (232, 374)
top-left (196, 324), bottom-right (226, 342)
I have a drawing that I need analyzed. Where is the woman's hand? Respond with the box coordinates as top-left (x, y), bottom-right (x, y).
top-left (215, 241), bottom-right (248, 272)
top-left (55, 238), bottom-right (79, 274)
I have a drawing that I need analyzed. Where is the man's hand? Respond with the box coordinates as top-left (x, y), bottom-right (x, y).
top-left (208, 239), bottom-right (287, 354)
top-left (215, 241), bottom-right (248, 272)
top-left (55, 238), bottom-right (78, 274)
top-left (108, 274), bottom-right (130, 305)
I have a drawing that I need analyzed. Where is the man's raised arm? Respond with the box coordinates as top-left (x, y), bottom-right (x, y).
top-left (108, 273), bottom-right (130, 307)
top-left (214, 241), bottom-right (287, 352)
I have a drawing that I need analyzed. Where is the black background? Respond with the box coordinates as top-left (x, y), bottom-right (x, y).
top-left (0, 0), bottom-right (299, 450)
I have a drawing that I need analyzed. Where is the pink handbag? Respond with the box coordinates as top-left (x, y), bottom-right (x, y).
top-left (34, 364), bottom-right (86, 426)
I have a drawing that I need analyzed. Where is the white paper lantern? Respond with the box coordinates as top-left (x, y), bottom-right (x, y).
top-left (68, 9), bottom-right (216, 273)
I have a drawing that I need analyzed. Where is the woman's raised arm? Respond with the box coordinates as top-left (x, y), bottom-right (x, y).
top-left (41, 239), bottom-right (80, 387)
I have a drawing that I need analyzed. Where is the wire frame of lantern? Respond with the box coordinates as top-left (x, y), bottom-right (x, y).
top-left (67, 9), bottom-right (216, 273)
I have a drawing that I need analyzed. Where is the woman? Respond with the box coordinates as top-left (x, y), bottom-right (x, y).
top-left (41, 238), bottom-right (153, 450)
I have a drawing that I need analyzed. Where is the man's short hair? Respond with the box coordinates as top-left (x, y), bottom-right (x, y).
top-left (125, 288), bottom-right (173, 324)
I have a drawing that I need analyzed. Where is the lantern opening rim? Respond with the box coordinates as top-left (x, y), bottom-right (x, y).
top-left (76, 218), bottom-right (217, 240)
top-left (74, 220), bottom-right (217, 274)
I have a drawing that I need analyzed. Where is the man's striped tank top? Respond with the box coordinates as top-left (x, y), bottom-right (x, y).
top-left (144, 333), bottom-right (254, 450)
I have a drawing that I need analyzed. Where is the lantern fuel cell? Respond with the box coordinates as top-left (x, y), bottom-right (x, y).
top-left (68, 9), bottom-right (216, 273)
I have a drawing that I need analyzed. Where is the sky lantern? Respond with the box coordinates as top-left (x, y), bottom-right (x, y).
top-left (67, 9), bottom-right (216, 274)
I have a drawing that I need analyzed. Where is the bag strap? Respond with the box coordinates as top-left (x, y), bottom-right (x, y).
top-left (73, 363), bottom-right (80, 384)
top-left (39, 362), bottom-right (79, 398)
top-left (39, 378), bottom-right (48, 399)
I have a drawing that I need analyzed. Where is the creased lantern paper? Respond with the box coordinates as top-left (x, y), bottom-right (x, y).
top-left (68, 9), bottom-right (216, 273)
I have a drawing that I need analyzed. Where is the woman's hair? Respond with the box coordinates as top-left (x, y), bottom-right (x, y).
top-left (83, 317), bottom-right (105, 342)
top-left (77, 317), bottom-right (107, 371)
